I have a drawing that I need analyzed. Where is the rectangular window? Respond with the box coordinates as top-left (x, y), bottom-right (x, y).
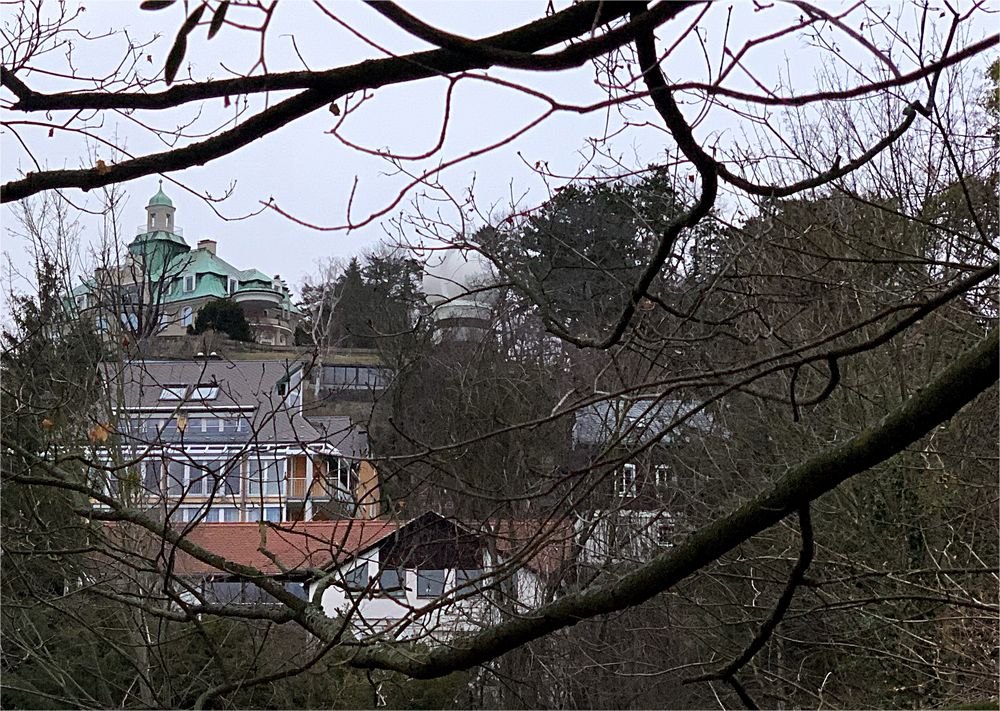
top-left (378, 569), bottom-right (407, 598)
top-left (416, 570), bottom-right (446, 599)
top-left (223, 459), bottom-right (240, 496)
top-left (187, 462), bottom-right (210, 496)
top-left (343, 562), bottom-right (369, 594)
top-left (247, 458), bottom-right (284, 496)
top-left (654, 464), bottom-right (670, 489)
top-left (228, 278), bottom-right (238, 294)
top-left (656, 524), bottom-right (672, 546)
top-left (208, 581), bottom-right (242, 604)
top-left (159, 385), bottom-right (186, 401)
top-left (143, 461), bottom-right (162, 493)
top-left (204, 506), bottom-right (239, 522)
top-left (190, 385), bottom-right (219, 400)
top-left (455, 569), bottom-right (484, 590)
top-left (243, 506), bottom-right (282, 522)
top-left (175, 507), bottom-right (205, 523)
top-left (166, 461), bottom-right (185, 495)
top-left (615, 463), bottom-right (637, 498)
top-left (184, 275), bottom-right (196, 292)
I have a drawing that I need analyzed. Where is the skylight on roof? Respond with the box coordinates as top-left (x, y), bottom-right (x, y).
top-left (159, 385), bottom-right (186, 401)
top-left (191, 384), bottom-right (219, 400)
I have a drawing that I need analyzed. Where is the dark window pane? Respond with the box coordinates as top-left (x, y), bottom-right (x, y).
top-left (455, 569), bottom-right (484, 590)
top-left (417, 570), bottom-right (446, 598)
top-left (224, 460), bottom-right (241, 496)
top-left (143, 461), bottom-right (161, 493)
top-left (379, 569), bottom-right (406, 598)
top-left (166, 461), bottom-right (184, 495)
top-left (344, 563), bottom-right (368, 593)
top-left (208, 581), bottom-right (242, 604)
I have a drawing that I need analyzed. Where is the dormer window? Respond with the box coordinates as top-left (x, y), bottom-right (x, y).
top-left (159, 385), bottom-right (186, 401)
top-left (228, 278), bottom-right (238, 294)
top-left (190, 384), bottom-right (219, 400)
top-left (184, 275), bottom-right (196, 293)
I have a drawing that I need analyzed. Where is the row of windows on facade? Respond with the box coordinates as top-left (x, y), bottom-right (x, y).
top-left (341, 564), bottom-right (485, 600)
top-left (104, 456), bottom-right (355, 499)
top-left (198, 567), bottom-right (484, 606)
top-left (319, 365), bottom-right (386, 390)
top-left (92, 301), bottom-right (290, 334)
top-left (122, 415), bottom-right (245, 437)
top-left (95, 308), bottom-right (195, 332)
top-left (614, 463), bottom-right (677, 497)
top-left (176, 274), bottom-right (284, 296)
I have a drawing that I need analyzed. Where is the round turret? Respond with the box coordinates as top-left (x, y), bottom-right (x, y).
top-left (145, 179), bottom-right (176, 233)
top-left (423, 248), bottom-right (495, 342)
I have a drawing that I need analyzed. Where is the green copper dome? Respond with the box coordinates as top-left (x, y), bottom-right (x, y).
top-left (147, 180), bottom-right (173, 208)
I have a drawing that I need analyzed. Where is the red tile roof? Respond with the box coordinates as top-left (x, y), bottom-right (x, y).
top-left (169, 520), bottom-right (397, 576)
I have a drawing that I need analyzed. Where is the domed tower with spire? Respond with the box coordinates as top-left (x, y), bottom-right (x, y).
top-left (128, 180), bottom-right (191, 277)
top-left (72, 180), bottom-right (301, 345)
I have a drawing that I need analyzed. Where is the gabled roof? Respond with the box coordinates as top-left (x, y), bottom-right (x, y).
top-left (159, 512), bottom-right (572, 579)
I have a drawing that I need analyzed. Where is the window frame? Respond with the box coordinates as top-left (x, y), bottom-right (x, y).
top-left (615, 462), bottom-right (638, 498)
top-left (190, 384), bottom-right (219, 401)
top-left (416, 569), bottom-right (447, 599)
top-left (654, 464), bottom-right (670, 489)
top-left (378, 568), bottom-right (407, 599)
top-left (247, 458), bottom-right (284, 497)
top-left (455, 569), bottom-right (484, 591)
top-left (343, 562), bottom-right (369, 594)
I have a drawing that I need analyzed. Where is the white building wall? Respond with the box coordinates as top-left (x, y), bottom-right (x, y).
top-left (311, 548), bottom-right (545, 640)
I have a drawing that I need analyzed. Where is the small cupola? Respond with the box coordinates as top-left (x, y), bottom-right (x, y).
top-left (145, 179), bottom-right (177, 234)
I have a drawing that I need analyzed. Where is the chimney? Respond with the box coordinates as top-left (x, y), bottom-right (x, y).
top-left (197, 239), bottom-right (217, 255)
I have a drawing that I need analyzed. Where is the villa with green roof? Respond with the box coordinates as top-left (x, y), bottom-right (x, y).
top-left (72, 183), bottom-right (300, 345)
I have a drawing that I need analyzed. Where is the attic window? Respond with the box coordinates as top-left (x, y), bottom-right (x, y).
top-left (159, 385), bottom-right (186, 401)
top-left (184, 275), bottom-right (195, 292)
top-left (191, 384), bottom-right (219, 400)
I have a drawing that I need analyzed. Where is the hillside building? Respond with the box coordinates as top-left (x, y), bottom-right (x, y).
top-left (71, 182), bottom-right (300, 345)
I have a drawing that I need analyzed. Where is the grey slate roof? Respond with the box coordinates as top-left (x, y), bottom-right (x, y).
top-left (306, 416), bottom-right (369, 460)
top-left (572, 398), bottom-right (713, 448)
top-left (108, 359), bottom-right (329, 447)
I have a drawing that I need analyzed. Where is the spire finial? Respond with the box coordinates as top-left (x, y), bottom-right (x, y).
top-left (159, 178), bottom-right (163, 190)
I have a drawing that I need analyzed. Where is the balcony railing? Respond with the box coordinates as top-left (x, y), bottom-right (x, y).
top-left (137, 224), bottom-right (183, 236)
top-left (233, 289), bottom-right (283, 307)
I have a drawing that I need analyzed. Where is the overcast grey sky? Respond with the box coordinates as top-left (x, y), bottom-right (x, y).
top-left (2, 1), bottom-right (992, 302)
